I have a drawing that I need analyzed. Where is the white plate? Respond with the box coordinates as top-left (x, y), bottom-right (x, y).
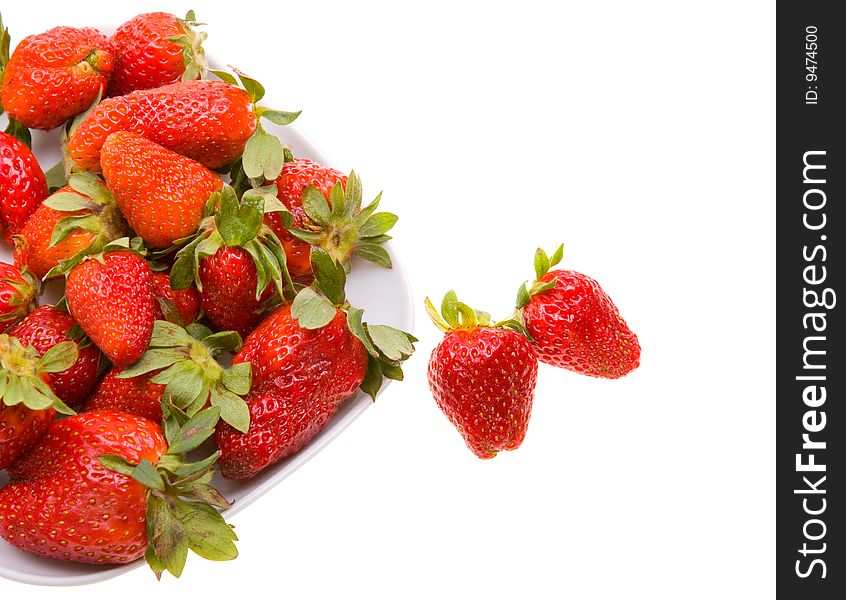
top-left (0, 60), bottom-right (414, 586)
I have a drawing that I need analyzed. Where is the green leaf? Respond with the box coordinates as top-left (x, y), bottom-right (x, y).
top-left (329, 181), bottom-right (346, 219)
top-left (301, 185), bottom-right (331, 226)
top-left (177, 482), bottom-right (231, 511)
top-left (4, 118), bottom-right (31, 148)
top-left (49, 214), bottom-right (99, 248)
top-left (43, 191), bottom-right (96, 212)
top-left (210, 69), bottom-right (237, 85)
top-left (360, 212), bottom-right (398, 238)
top-left (186, 322), bottom-right (214, 341)
top-left (516, 282), bottom-right (530, 308)
top-left (98, 454), bottom-right (136, 477)
top-left (202, 330), bottom-right (243, 354)
top-left (354, 243), bottom-right (392, 268)
top-left (534, 247), bottom-right (550, 279)
top-left (233, 67), bottom-right (265, 102)
top-left (147, 495), bottom-right (189, 578)
top-left (258, 108), bottom-right (301, 126)
top-left (528, 279), bottom-right (556, 297)
top-left (167, 407), bottom-right (221, 455)
top-left (179, 502), bottom-right (238, 561)
top-left (366, 325), bottom-right (415, 361)
top-left (36, 341), bottom-right (79, 374)
top-left (221, 362), bottom-right (251, 395)
top-left (151, 320), bottom-right (197, 346)
top-left (169, 451), bottom-right (220, 479)
top-left (209, 387), bottom-right (250, 433)
top-left (68, 172), bottom-right (110, 205)
top-left (359, 358), bottom-right (383, 401)
top-left (291, 286), bottom-right (336, 330)
top-left (118, 348), bottom-right (182, 378)
top-left (380, 360), bottom-right (404, 381)
top-left (170, 254), bottom-right (197, 291)
top-left (132, 458), bottom-right (165, 490)
top-left (216, 185), bottom-right (263, 246)
top-left (440, 291), bottom-right (460, 328)
top-left (344, 171), bottom-right (363, 217)
top-left (242, 129), bottom-right (285, 182)
top-left (44, 161), bottom-right (69, 192)
top-left (346, 307), bottom-right (378, 356)
top-left (310, 247), bottom-right (346, 305)
top-left (549, 243), bottom-right (565, 267)
top-left (424, 297), bottom-right (450, 332)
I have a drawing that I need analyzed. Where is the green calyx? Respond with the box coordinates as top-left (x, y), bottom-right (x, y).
top-left (99, 406), bottom-right (237, 580)
top-left (1, 267), bottom-right (37, 324)
top-left (41, 172), bottom-right (129, 279)
top-left (211, 67), bottom-right (300, 183)
top-left (426, 290), bottom-right (532, 340)
top-left (288, 171), bottom-right (397, 269)
top-left (0, 333), bottom-right (77, 415)
top-left (118, 320), bottom-right (252, 433)
top-left (169, 10), bottom-right (208, 82)
top-left (169, 184), bottom-right (295, 303)
top-left (515, 243), bottom-right (564, 309)
top-left (290, 248), bottom-right (416, 400)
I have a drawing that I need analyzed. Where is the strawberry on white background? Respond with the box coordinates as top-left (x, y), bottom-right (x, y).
top-left (0, 1), bottom-right (773, 598)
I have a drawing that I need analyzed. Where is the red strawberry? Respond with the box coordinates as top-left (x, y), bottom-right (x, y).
top-left (0, 131), bottom-right (49, 241)
top-left (67, 80), bottom-right (256, 172)
top-left (151, 271), bottom-right (201, 325)
top-left (426, 291), bottom-right (538, 459)
top-left (12, 174), bottom-right (127, 279)
top-left (65, 249), bottom-right (155, 368)
top-left (85, 320), bottom-right (251, 433)
top-left (100, 132), bottom-right (222, 249)
top-left (0, 331), bottom-right (78, 468)
top-left (107, 11), bottom-right (206, 97)
top-left (0, 261), bottom-right (36, 327)
top-left (9, 305), bottom-right (101, 407)
top-left (217, 249), bottom-right (415, 479)
top-left (0, 409), bottom-right (237, 576)
top-left (82, 367), bottom-right (164, 423)
top-left (261, 159), bottom-right (397, 277)
top-left (517, 245), bottom-right (640, 378)
top-left (170, 184), bottom-right (292, 337)
top-left (0, 26), bottom-right (113, 130)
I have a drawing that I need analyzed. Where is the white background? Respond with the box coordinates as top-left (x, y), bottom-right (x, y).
top-left (0, 1), bottom-right (775, 598)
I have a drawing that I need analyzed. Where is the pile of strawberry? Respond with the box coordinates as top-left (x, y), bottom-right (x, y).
top-left (426, 243), bottom-right (641, 458)
top-left (0, 11), bottom-right (413, 578)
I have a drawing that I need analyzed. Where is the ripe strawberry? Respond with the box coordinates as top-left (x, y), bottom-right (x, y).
top-left (9, 305), bottom-right (101, 407)
top-left (0, 25), bottom-right (113, 130)
top-left (0, 331), bottom-right (78, 468)
top-left (516, 245), bottom-right (641, 378)
top-left (426, 291), bottom-right (538, 459)
top-left (0, 131), bottom-right (49, 241)
top-left (217, 249), bottom-right (415, 479)
top-left (0, 261), bottom-right (36, 327)
top-left (86, 321), bottom-right (251, 432)
top-left (151, 271), bottom-right (201, 325)
top-left (12, 174), bottom-right (127, 279)
top-left (260, 159), bottom-right (397, 277)
top-left (170, 185), bottom-right (292, 337)
top-left (100, 131), bottom-right (222, 249)
top-left (65, 248), bottom-right (156, 368)
top-left (107, 11), bottom-right (207, 97)
top-left (82, 367), bottom-right (164, 423)
top-left (67, 79), bottom-right (256, 172)
top-left (0, 409), bottom-right (237, 576)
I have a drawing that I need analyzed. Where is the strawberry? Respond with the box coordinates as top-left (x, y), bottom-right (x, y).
top-left (152, 271), bottom-right (201, 325)
top-left (8, 305), bottom-right (101, 407)
top-left (87, 321), bottom-right (251, 432)
top-left (0, 24), bottom-right (113, 130)
top-left (68, 70), bottom-right (300, 177)
top-left (426, 291), bottom-right (538, 459)
top-left (0, 261), bottom-right (36, 327)
top-left (257, 159), bottom-right (397, 277)
top-left (0, 408), bottom-right (237, 577)
top-left (0, 131), bottom-right (49, 241)
top-left (0, 331), bottom-right (78, 468)
top-left (107, 11), bottom-right (206, 97)
top-left (100, 131), bottom-right (222, 249)
top-left (217, 249), bottom-right (415, 479)
top-left (516, 245), bottom-right (641, 378)
top-left (170, 185), bottom-right (293, 337)
top-left (82, 366), bottom-right (164, 423)
top-left (65, 247), bottom-right (156, 368)
top-left (67, 80), bottom-right (256, 172)
top-left (12, 173), bottom-right (127, 279)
